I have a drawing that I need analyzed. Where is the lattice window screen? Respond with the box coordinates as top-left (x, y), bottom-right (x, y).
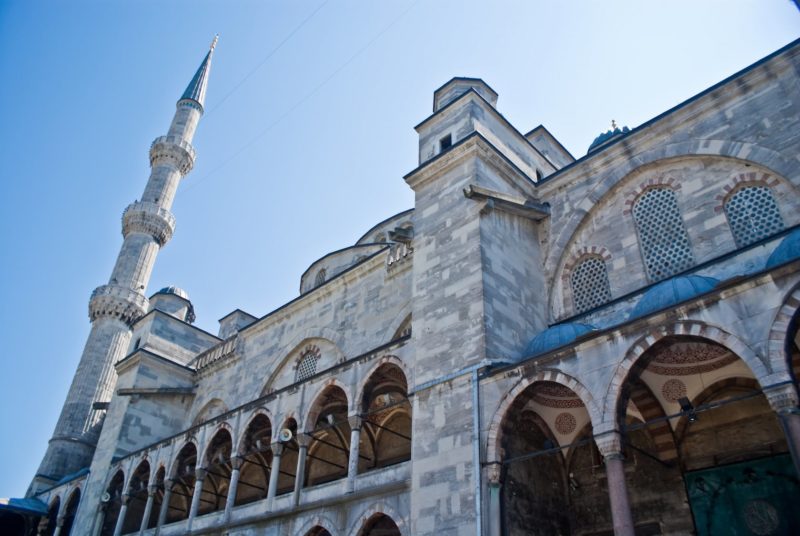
top-left (571, 256), bottom-right (612, 313)
top-left (296, 351), bottom-right (320, 381)
top-left (724, 186), bottom-right (784, 247)
top-left (632, 187), bottom-right (694, 282)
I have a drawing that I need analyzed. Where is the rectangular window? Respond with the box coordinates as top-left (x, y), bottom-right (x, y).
top-left (439, 134), bottom-right (452, 152)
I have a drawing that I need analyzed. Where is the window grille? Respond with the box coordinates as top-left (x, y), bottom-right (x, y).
top-left (571, 256), bottom-right (612, 313)
top-left (724, 186), bottom-right (784, 247)
top-left (296, 350), bottom-right (319, 381)
top-left (632, 187), bottom-right (694, 282)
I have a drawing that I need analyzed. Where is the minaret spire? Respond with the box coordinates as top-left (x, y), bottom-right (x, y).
top-left (180, 34), bottom-right (218, 110)
top-left (29, 40), bottom-right (217, 495)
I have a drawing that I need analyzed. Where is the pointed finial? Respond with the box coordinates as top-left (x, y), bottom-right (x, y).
top-left (210, 34), bottom-right (219, 52)
top-left (611, 119), bottom-right (617, 130)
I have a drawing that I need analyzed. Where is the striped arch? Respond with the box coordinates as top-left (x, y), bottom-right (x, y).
top-left (353, 355), bottom-right (410, 415)
top-left (348, 502), bottom-right (408, 536)
top-left (673, 377), bottom-right (760, 442)
top-left (199, 421), bottom-right (234, 467)
top-left (303, 377), bottom-right (353, 433)
top-left (625, 381), bottom-right (678, 461)
top-left (767, 281), bottom-right (800, 379)
top-left (486, 369), bottom-right (601, 464)
top-left (167, 438), bottom-right (199, 478)
top-left (236, 407), bottom-right (274, 454)
top-left (601, 320), bottom-right (771, 432)
top-left (295, 514), bottom-right (340, 536)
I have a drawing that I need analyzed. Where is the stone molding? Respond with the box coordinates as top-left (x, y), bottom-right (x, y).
top-left (763, 382), bottom-right (800, 413)
top-left (149, 135), bottom-right (196, 175)
top-left (594, 431), bottom-right (624, 458)
top-left (121, 201), bottom-right (176, 246)
top-left (89, 284), bottom-right (149, 326)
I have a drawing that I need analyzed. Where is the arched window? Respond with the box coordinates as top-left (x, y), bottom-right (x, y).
top-left (570, 256), bottom-right (611, 313)
top-left (724, 185), bottom-right (784, 247)
top-left (296, 346), bottom-right (320, 382)
top-left (632, 187), bottom-right (694, 282)
top-left (315, 268), bottom-right (327, 287)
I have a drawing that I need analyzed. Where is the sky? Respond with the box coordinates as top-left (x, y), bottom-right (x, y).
top-left (0, 0), bottom-right (798, 498)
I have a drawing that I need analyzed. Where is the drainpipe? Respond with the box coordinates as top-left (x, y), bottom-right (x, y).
top-left (472, 368), bottom-right (483, 536)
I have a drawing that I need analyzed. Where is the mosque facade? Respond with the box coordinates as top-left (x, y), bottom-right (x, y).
top-left (9, 37), bottom-right (800, 536)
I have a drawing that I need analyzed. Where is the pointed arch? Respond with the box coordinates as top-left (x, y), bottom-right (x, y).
top-left (600, 321), bottom-right (771, 430)
top-left (486, 370), bottom-right (600, 464)
top-left (766, 281), bottom-right (800, 380)
top-left (295, 514), bottom-right (339, 536)
top-left (348, 502), bottom-right (407, 536)
top-left (261, 334), bottom-right (345, 395)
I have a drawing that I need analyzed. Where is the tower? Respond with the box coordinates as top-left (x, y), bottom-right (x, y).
top-left (28, 38), bottom-right (217, 495)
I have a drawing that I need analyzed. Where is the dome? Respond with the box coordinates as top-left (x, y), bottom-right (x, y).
top-left (525, 323), bottom-right (597, 357)
top-left (588, 125), bottom-right (630, 153)
top-left (156, 285), bottom-right (190, 300)
top-left (766, 228), bottom-right (800, 269)
top-left (629, 275), bottom-right (719, 320)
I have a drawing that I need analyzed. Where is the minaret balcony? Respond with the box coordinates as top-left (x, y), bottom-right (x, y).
top-left (122, 201), bottom-right (176, 246)
top-left (89, 285), bottom-right (149, 326)
top-left (149, 135), bottom-right (196, 175)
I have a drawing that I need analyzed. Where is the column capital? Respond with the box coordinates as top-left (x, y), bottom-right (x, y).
top-left (230, 455), bottom-right (244, 470)
top-left (594, 430), bottom-right (625, 459)
top-left (120, 493), bottom-right (131, 506)
top-left (147, 484), bottom-right (158, 496)
top-left (486, 462), bottom-right (503, 487)
top-left (270, 442), bottom-right (285, 456)
top-left (763, 382), bottom-right (800, 414)
top-left (348, 415), bottom-right (363, 430)
top-left (164, 477), bottom-right (175, 489)
top-left (296, 433), bottom-right (312, 449)
top-left (194, 467), bottom-right (207, 481)
top-left (55, 515), bottom-right (65, 527)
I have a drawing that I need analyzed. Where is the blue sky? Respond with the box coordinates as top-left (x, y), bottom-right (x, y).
top-left (0, 0), bottom-right (797, 497)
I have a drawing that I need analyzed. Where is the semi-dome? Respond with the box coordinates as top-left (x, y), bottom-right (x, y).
top-left (629, 275), bottom-right (719, 320)
top-left (588, 125), bottom-right (630, 153)
top-left (525, 323), bottom-right (597, 357)
top-left (156, 285), bottom-right (190, 300)
top-left (766, 228), bottom-right (800, 269)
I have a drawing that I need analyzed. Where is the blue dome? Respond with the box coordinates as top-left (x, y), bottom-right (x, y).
top-left (629, 275), bottom-right (719, 320)
top-left (588, 125), bottom-right (630, 153)
top-left (766, 228), bottom-right (800, 269)
top-left (525, 323), bottom-right (597, 357)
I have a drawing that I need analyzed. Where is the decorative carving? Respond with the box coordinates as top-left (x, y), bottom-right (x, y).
top-left (594, 431), bottom-right (624, 458)
top-left (743, 499), bottom-right (780, 535)
top-left (386, 242), bottom-right (413, 271)
top-left (149, 136), bottom-right (196, 175)
top-left (122, 202), bottom-right (176, 246)
top-left (555, 412), bottom-right (577, 435)
top-left (763, 383), bottom-right (800, 413)
top-left (648, 342), bottom-right (737, 376)
top-left (530, 382), bottom-right (584, 408)
top-left (486, 462), bottom-right (502, 487)
top-left (88, 284), bottom-right (149, 326)
top-left (661, 379), bottom-right (687, 403)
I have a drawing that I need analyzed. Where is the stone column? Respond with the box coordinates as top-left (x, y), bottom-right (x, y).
top-left (765, 383), bottom-right (800, 476)
top-left (155, 479), bottom-right (173, 533)
top-left (485, 462), bottom-right (502, 536)
top-left (112, 494), bottom-right (130, 536)
top-left (52, 516), bottom-right (64, 536)
top-left (223, 456), bottom-right (243, 522)
top-left (596, 432), bottom-right (635, 536)
top-left (346, 416), bottom-right (362, 493)
top-left (266, 443), bottom-right (284, 511)
top-left (186, 468), bottom-right (206, 530)
top-left (292, 436), bottom-right (310, 506)
top-left (139, 485), bottom-right (157, 534)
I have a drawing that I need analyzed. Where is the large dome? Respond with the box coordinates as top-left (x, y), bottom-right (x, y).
top-left (766, 228), bottom-right (800, 269)
top-left (525, 323), bottom-right (597, 357)
top-left (629, 275), bottom-right (719, 320)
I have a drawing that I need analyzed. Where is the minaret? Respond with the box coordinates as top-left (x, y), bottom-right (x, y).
top-left (29, 38), bottom-right (217, 494)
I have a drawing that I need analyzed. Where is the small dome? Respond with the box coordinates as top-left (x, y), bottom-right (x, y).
top-left (588, 125), bottom-right (630, 153)
top-left (766, 228), bottom-right (800, 269)
top-left (629, 275), bottom-right (719, 320)
top-left (157, 286), bottom-right (190, 300)
top-left (525, 323), bottom-right (597, 357)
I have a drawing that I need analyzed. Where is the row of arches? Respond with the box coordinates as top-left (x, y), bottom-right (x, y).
top-left (489, 313), bottom-right (800, 535)
top-left (91, 363), bottom-right (411, 535)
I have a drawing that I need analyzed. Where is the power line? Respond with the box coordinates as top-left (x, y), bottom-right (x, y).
top-left (204, 0), bottom-right (331, 117)
top-left (183, 0), bottom-right (420, 194)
